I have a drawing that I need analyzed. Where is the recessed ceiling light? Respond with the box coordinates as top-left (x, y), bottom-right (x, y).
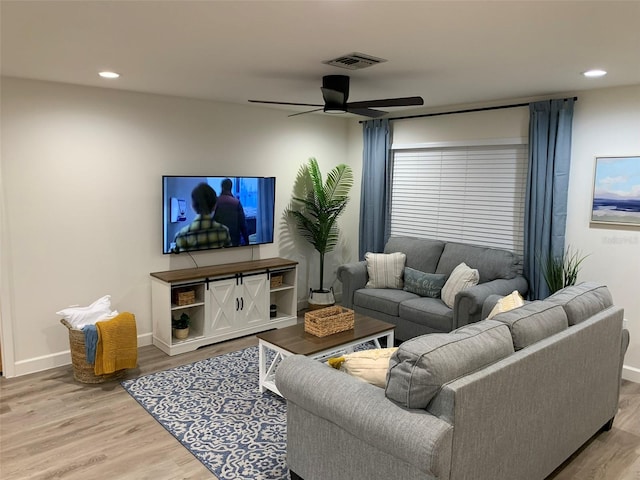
top-left (99, 71), bottom-right (120, 79)
top-left (582, 69), bottom-right (607, 78)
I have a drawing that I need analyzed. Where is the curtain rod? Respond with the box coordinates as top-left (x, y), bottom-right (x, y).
top-left (360, 97), bottom-right (578, 123)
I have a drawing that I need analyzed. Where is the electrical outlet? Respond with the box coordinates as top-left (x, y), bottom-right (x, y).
top-left (623, 318), bottom-right (629, 330)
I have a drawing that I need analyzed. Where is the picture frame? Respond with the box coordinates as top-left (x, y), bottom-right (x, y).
top-left (591, 155), bottom-right (640, 227)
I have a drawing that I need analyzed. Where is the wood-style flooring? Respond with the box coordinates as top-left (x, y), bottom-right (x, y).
top-left (1, 334), bottom-right (639, 480)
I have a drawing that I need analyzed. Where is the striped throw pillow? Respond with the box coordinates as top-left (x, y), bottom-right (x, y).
top-left (365, 252), bottom-right (407, 289)
top-left (441, 262), bottom-right (480, 308)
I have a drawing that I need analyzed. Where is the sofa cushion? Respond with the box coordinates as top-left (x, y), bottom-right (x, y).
top-left (365, 252), bottom-right (407, 289)
top-left (385, 320), bottom-right (514, 408)
top-left (399, 298), bottom-right (454, 332)
top-left (435, 242), bottom-right (520, 282)
top-left (403, 267), bottom-right (447, 298)
top-left (545, 282), bottom-right (613, 326)
top-left (354, 288), bottom-right (417, 317)
top-left (441, 262), bottom-right (480, 308)
top-left (491, 301), bottom-right (568, 350)
top-left (327, 348), bottom-right (398, 388)
top-left (385, 236), bottom-right (445, 274)
top-left (487, 290), bottom-right (525, 319)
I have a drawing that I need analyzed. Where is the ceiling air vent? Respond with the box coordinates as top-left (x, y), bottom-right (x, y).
top-left (323, 52), bottom-right (387, 70)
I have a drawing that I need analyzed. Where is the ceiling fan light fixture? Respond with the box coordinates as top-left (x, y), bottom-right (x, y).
top-left (323, 105), bottom-right (346, 114)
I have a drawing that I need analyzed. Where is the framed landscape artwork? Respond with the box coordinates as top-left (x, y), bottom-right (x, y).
top-left (591, 155), bottom-right (640, 227)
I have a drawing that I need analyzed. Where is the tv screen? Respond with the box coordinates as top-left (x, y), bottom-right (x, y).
top-left (162, 175), bottom-right (276, 254)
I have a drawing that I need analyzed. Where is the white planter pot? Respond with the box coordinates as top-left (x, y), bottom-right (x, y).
top-left (308, 288), bottom-right (335, 310)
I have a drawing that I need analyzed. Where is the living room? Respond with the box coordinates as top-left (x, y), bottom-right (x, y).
top-left (1, 1), bottom-right (639, 478)
top-left (1, 0), bottom-right (638, 382)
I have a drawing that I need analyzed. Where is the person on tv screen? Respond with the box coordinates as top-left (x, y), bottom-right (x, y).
top-left (214, 178), bottom-right (249, 247)
top-left (173, 183), bottom-right (231, 252)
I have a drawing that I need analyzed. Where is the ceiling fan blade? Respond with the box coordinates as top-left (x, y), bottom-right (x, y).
top-left (321, 87), bottom-right (346, 106)
top-left (345, 107), bottom-right (387, 118)
top-left (287, 108), bottom-right (324, 117)
top-left (346, 96), bottom-right (424, 109)
top-left (248, 100), bottom-right (323, 107)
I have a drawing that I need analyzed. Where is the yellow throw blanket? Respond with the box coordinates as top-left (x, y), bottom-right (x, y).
top-left (95, 312), bottom-right (138, 375)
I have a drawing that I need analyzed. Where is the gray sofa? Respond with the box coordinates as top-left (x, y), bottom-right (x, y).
top-left (276, 282), bottom-right (629, 480)
top-left (337, 236), bottom-right (528, 340)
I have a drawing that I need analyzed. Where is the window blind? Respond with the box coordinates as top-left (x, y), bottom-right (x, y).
top-left (389, 144), bottom-right (528, 256)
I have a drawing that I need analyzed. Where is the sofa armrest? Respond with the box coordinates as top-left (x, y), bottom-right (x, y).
top-left (620, 328), bottom-right (630, 387)
top-left (276, 355), bottom-right (453, 478)
top-left (337, 261), bottom-right (368, 308)
top-left (453, 276), bottom-right (529, 328)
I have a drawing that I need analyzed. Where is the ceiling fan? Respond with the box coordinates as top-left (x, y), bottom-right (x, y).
top-left (249, 75), bottom-right (424, 118)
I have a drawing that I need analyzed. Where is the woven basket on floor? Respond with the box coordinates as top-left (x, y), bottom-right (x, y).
top-left (304, 306), bottom-right (355, 337)
top-left (60, 319), bottom-right (125, 384)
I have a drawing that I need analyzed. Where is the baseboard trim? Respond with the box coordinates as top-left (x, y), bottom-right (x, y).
top-left (9, 332), bottom-right (153, 378)
top-left (622, 365), bottom-right (640, 384)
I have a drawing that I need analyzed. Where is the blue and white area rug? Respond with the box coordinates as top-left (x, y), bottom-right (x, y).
top-left (121, 346), bottom-right (288, 480)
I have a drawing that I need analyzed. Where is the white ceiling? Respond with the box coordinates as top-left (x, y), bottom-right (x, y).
top-left (2, 1), bottom-right (639, 117)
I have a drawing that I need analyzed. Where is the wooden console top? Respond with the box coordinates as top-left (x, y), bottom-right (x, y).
top-left (150, 257), bottom-right (298, 283)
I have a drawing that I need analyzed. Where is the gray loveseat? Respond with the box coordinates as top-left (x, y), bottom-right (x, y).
top-left (337, 236), bottom-right (528, 340)
top-left (276, 282), bottom-right (629, 480)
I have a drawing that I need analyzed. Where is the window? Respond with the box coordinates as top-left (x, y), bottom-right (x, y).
top-left (389, 143), bottom-right (528, 256)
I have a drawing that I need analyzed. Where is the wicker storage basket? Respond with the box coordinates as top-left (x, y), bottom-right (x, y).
top-left (173, 288), bottom-right (195, 306)
top-left (270, 275), bottom-right (283, 288)
top-left (60, 319), bottom-right (125, 384)
top-left (304, 306), bottom-right (355, 337)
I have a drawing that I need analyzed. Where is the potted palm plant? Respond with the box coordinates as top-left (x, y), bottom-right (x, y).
top-left (287, 157), bottom-right (353, 309)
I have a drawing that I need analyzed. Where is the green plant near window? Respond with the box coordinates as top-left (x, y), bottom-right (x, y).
top-left (287, 157), bottom-right (353, 294)
top-left (172, 312), bottom-right (190, 330)
top-left (540, 246), bottom-right (589, 295)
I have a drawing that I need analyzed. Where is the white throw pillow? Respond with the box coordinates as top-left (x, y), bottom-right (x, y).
top-left (56, 295), bottom-right (118, 329)
top-left (328, 348), bottom-right (398, 388)
top-left (365, 252), bottom-right (407, 289)
top-left (487, 290), bottom-right (525, 319)
top-left (441, 262), bottom-right (480, 308)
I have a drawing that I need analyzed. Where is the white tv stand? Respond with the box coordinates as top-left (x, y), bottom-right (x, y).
top-left (150, 257), bottom-right (298, 356)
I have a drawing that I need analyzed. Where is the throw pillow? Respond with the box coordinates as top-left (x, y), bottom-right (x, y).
top-left (385, 320), bottom-right (514, 408)
top-left (403, 267), bottom-right (447, 298)
top-left (328, 348), bottom-right (398, 388)
top-left (487, 290), bottom-right (525, 319)
top-left (365, 252), bottom-right (406, 289)
top-left (441, 262), bottom-right (480, 308)
top-left (56, 295), bottom-right (119, 329)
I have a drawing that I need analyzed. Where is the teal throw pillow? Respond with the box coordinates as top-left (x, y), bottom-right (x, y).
top-left (403, 267), bottom-right (447, 298)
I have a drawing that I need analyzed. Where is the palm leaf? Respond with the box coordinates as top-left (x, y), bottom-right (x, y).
top-left (324, 164), bottom-right (354, 203)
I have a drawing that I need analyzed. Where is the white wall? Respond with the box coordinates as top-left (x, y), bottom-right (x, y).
top-left (566, 85), bottom-right (640, 382)
top-left (392, 106), bottom-right (529, 145)
top-left (0, 77), bottom-right (356, 377)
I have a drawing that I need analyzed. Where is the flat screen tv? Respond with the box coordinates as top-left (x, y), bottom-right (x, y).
top-left (162, 175), bottom-right (276, 254)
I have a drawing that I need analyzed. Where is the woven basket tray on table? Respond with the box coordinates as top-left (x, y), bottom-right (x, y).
top-left (304, 306), bottom-right (355, 337)
top-left (60, 319), bottom-right (125, 384)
